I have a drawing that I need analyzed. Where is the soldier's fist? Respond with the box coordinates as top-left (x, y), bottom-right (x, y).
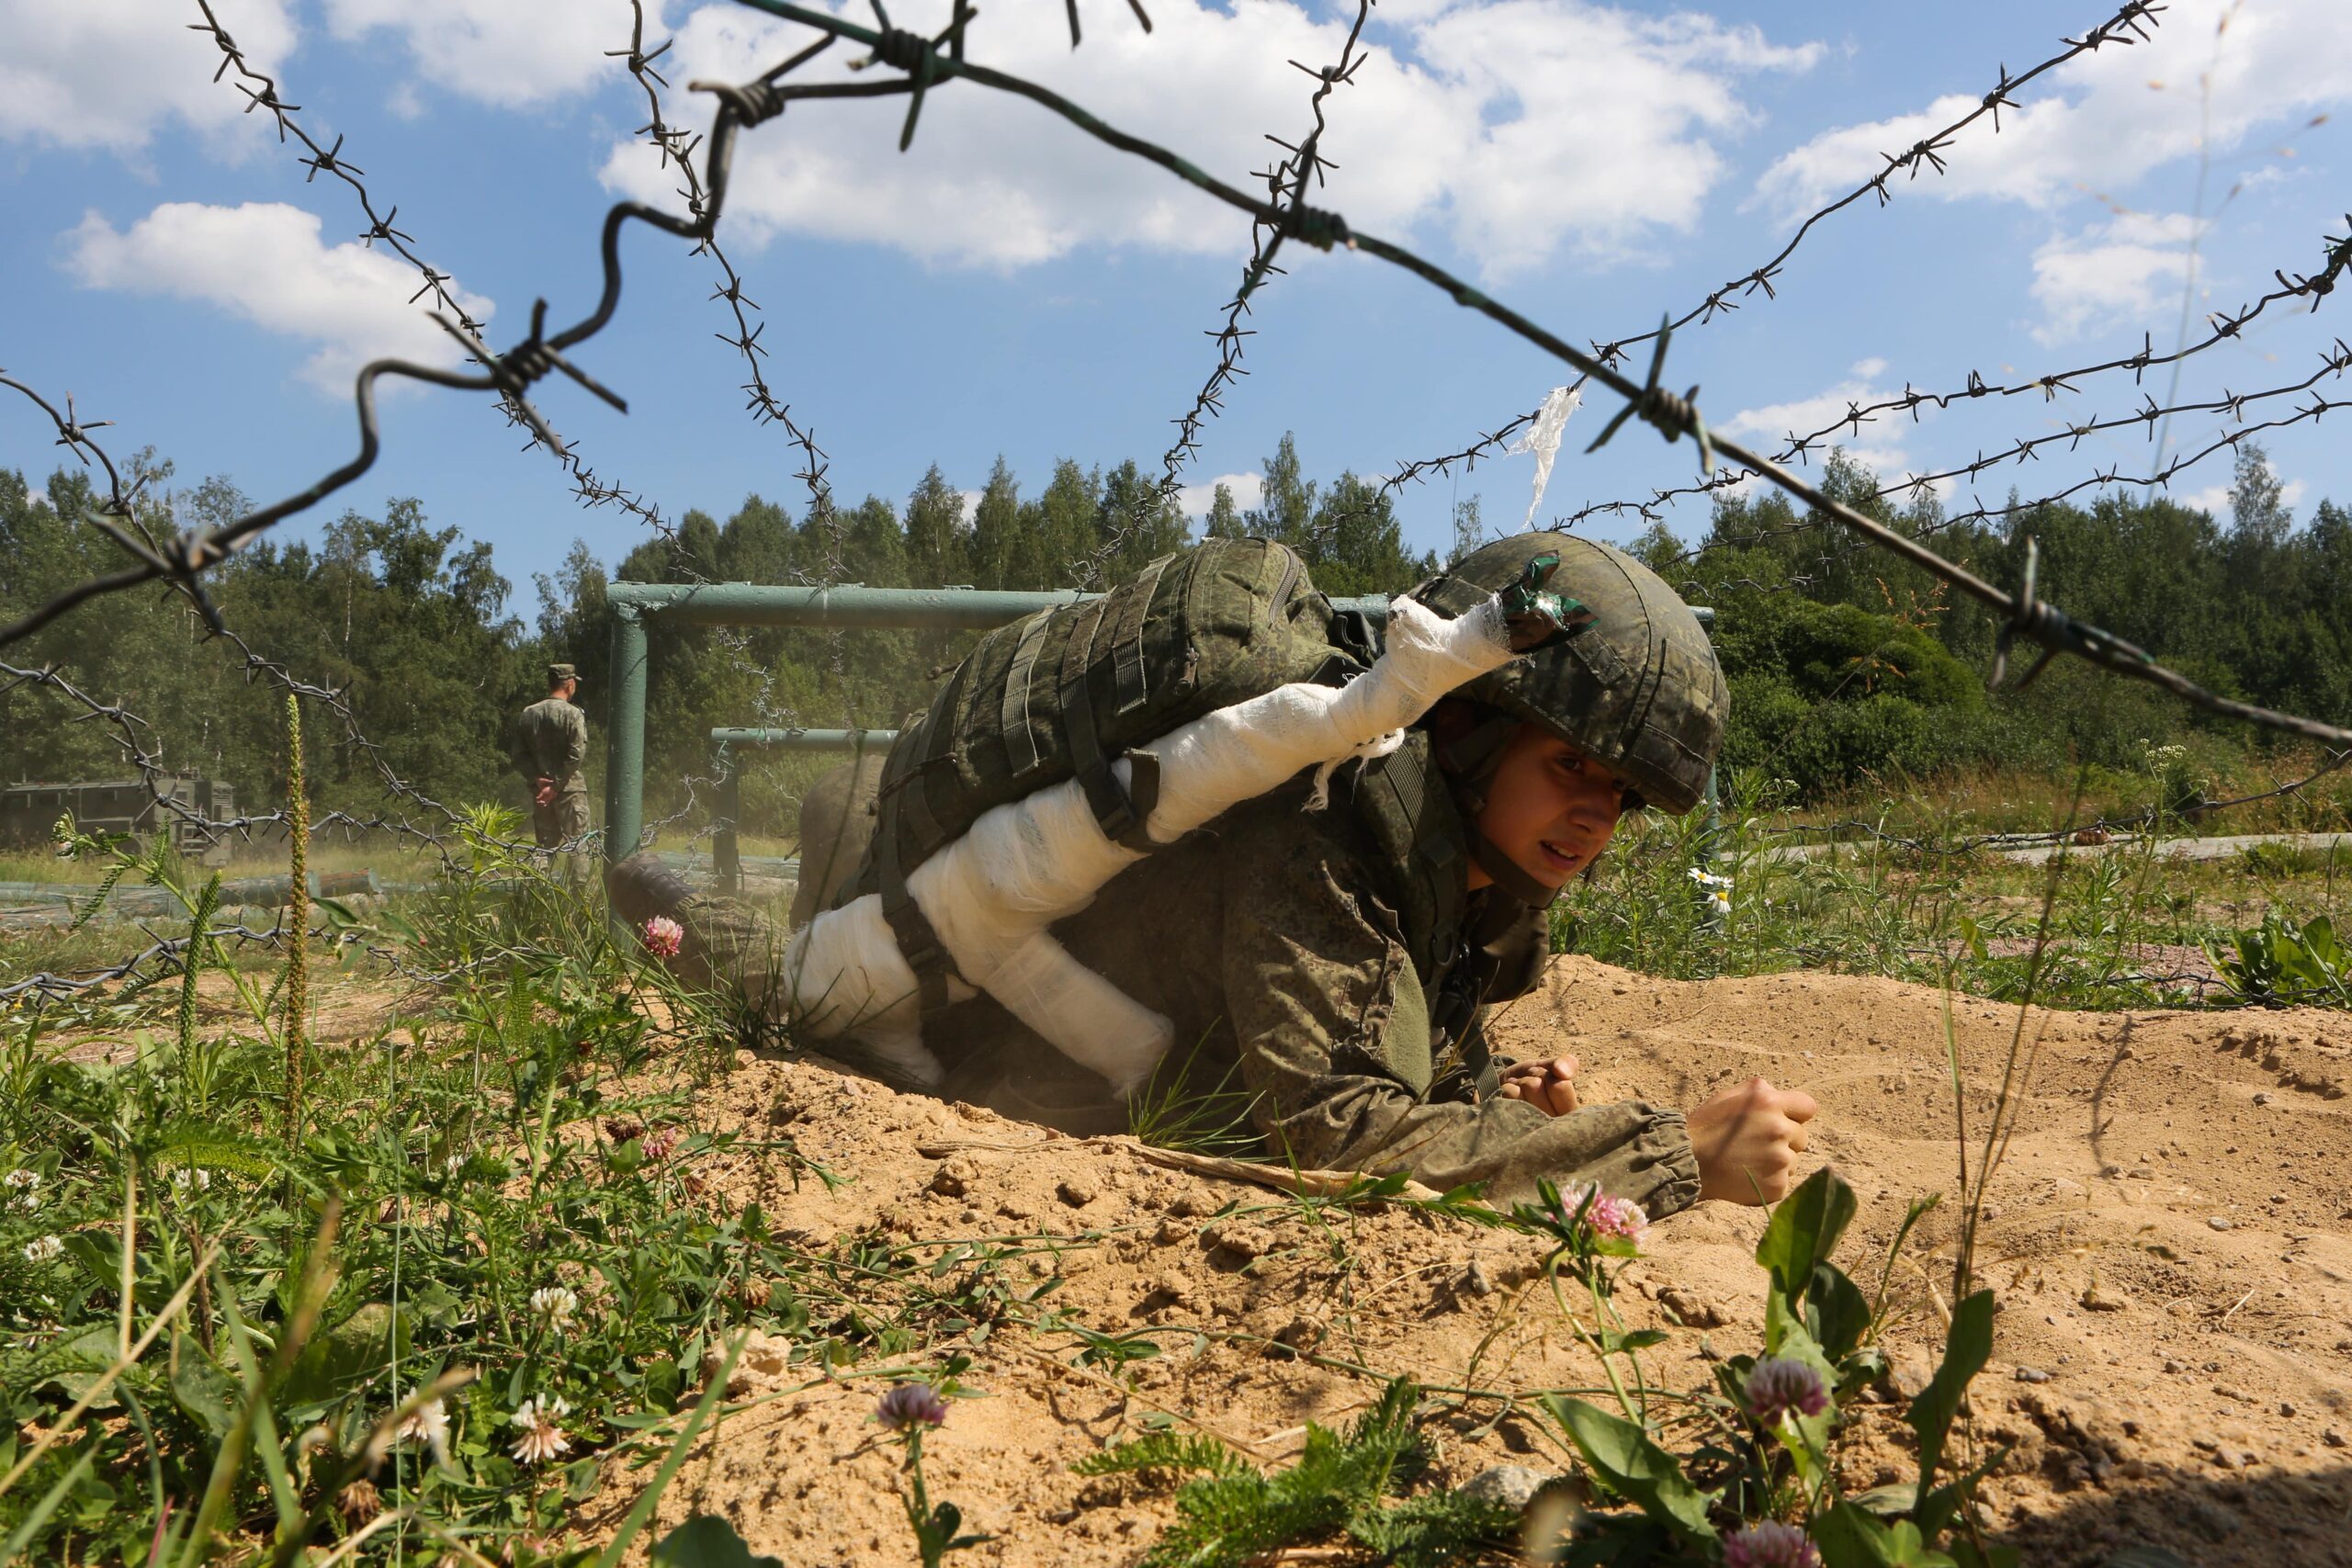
top-left (1689, 1076), bottom-right (1817, 1205)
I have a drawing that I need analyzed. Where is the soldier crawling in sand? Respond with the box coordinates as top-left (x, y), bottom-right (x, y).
top-left (514, 662), bottom-right (592, 879)
top-left (609, 533), bottom-right (1816, 1221)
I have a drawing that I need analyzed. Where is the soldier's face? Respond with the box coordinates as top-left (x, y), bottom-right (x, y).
top-left (1468, 726), bottom-right (1628, 892)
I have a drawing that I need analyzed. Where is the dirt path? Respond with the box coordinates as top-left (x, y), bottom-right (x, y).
top-left (596, 956), bottom-right (2352, 1566)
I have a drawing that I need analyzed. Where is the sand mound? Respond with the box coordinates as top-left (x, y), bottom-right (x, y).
top-left (598, 956), bottom-right (2352, 1566)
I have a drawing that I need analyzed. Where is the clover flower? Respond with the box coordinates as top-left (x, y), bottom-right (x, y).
top-left (528, 1285), bottom-right (580, 1327)
top-left (641, 1126), bottom-right (681, 1164)
top-left (396, 1394), bottom-right (451, 1464)
top-left (1743, 1357), bottom-right (1829, 1425)
top-left (4, 1168), bottom-right (37, 1212)
top-left (508, 1396), bottom-right (571, 1465)
top-left (1724, 1521), bottom-right (1817, 1568)
top-left (876, 1382), bottom-right (949, 1433)
top-left (1552, 1182), bottom-right (1648, 1245)
top-left (170, 1167), bottom-right (211, 1192)
top-left (21, 1235), bottom-right (62, 1264)
top-left (642, 915), bottom-right (684, 960)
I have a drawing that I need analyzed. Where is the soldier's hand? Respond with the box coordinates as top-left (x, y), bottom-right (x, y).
top-left (1689, 1076), bottom-right (1817, 1205)
top-left (1498, 1055), bottom-right (1579, 1117)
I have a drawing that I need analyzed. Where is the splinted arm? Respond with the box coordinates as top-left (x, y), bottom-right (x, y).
top-left (1220, 847), bottom-right (1700, 1217)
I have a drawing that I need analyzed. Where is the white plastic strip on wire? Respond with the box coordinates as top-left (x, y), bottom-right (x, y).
top-left (776, 592), bottom-right (1519, 1093)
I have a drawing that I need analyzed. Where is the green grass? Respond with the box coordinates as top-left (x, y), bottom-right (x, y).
top-left (1555, 765), bottom-right (2352, 1010)
top-left (4, 757), bottom-right (2342, 1564)
top-left (0, 818), bottom-right (1061, 1566)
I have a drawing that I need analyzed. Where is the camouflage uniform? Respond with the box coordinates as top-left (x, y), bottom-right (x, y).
top-left (514, 668), bottom-right (590, 867)
top-left (642, 736), bottom-right (1699, 1217)
top-left (616, 532), bottom-right (1718, 1218)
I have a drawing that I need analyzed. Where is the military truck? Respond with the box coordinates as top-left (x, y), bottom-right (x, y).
top-left (0, 777), bottom-right (238, 867)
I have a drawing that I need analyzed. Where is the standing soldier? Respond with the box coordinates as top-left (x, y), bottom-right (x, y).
top-left (514, 664), bottom-right (591, 876)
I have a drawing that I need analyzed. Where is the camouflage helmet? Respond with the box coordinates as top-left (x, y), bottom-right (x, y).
top-left (1411, 532), bottom-right (1727, 815)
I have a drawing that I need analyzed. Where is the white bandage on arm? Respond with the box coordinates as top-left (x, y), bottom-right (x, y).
top-left (780, 592), bottom-right (1517, 1094)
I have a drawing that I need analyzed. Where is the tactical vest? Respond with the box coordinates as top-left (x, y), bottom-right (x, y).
top-left (1346, 736), bottom-right (1541, 1100)
top-left (846, 538), bottom-right (1373, 1008)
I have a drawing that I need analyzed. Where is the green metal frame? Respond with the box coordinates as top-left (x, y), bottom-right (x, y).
top-left (708, 727), bottom-right (894, 892)
top-left (604, 581), bottom-right (1717, 877)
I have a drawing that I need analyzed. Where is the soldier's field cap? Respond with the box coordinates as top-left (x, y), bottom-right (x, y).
top-left (548, 662), bottom-right (580, 686)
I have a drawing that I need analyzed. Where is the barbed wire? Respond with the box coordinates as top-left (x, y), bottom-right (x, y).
top-left (10, 0), bottom-right (2341, 769)
top-left (1153, 0), bottom-right (1373, 496)
top-left (1571, 220), bottom-right (2352, 550)
top-left (1347, 0), bottom-right (2175, 530)
top-left (15, 0), bottom-right (2352, 959)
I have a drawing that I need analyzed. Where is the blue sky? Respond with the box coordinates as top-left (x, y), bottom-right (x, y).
top-left (5, 0), bottom-right (2349, 609)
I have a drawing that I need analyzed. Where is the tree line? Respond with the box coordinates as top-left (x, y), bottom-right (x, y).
top-left (2, 434), bottom-right (2344, 846)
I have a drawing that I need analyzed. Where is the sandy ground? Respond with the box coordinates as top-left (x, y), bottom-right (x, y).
top-left (557, 954), bottom-right (2352, 1567)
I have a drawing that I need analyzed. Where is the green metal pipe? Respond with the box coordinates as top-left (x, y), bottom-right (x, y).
top-left (607, 581), bottom-right (1396, 628)
top-left (709, 727), bottom-right (900, 750)
top-left (604, 606), bottom-right (650, 863)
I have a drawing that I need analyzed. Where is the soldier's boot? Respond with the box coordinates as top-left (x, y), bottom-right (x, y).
top-left (606, 850), bottom-right (697, 927)
top-left (606, 852), bottom-right (793, 1023)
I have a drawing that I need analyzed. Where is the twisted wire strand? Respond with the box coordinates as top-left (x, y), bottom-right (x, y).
top-left (1152, 0), bottom-right (1374, 494)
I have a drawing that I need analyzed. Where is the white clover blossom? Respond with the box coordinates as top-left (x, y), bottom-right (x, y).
top-left (170, 1168), bottom-right (211, 1192)
top-left (529, 1285), bottom-right (580, 1326)
top-left (22, 1235), bottom-right (63, 1264)
top-left (3, 1168), bottom-right (36, 1190)
top-left (5, 1169), bottom-right (37, 1213)
top-left (396, 1394), bottom-right (451, 1463)
top-left (508, 1395), bottom-right (571, 1465)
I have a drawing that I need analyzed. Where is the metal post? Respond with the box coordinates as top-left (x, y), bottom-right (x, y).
top-left (603, 605), bottom-right (649, 866)
top-left (713, 739), bottom-right (741, 896)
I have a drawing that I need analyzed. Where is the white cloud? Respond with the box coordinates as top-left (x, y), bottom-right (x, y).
top-left (0, 0), bottom-right (296, 156)
top-left (1178, 471), bottom-right (1264, 519)
top-left (64, 202), bottom-right (495, 395)
top-left (2028, 210), bottom-right (2198, 344)
top-left (599, 0), bottom-right (1820, 276)
top-left (322, 0), bottom-right (650, 105)
top-left (1718, 355), bottom-right (1947, 496)
top-left (2177, 476), bottom-right (2306, 517)
top-left (1754, 0), bottom-right (2352, 220)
